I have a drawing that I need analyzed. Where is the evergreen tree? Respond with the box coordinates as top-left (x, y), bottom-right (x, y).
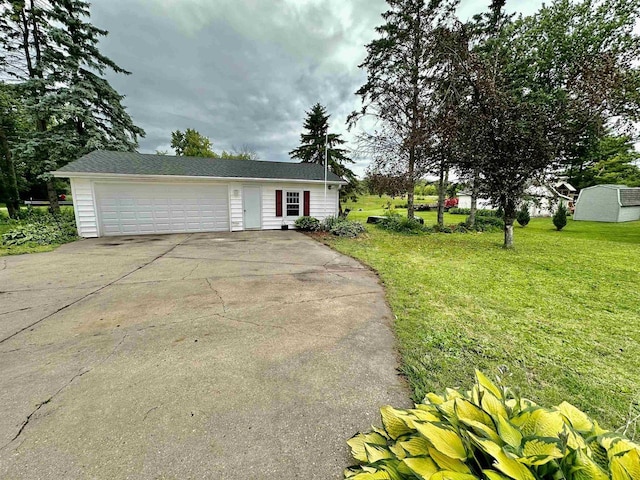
top-left (349, 0), bottom-right (458, 219)
top-left (289, 103), bottom-right (358, 210)
top-left (0, 83), bottom-right (26, 218)
top-left (0, 0), bottom-right (144, 211)
top-left (553, 203), bottom-right (568, 231)
top-left (516, 203), bottom-right (530, 227)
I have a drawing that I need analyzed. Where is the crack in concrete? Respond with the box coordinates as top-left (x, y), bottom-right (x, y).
top-left (0, 306), bottom-right (34, 316)
top-left (1, 331), bottom-right (129, 450)
top-left (205, 278), bottom-right (228, 313)
top-left (181, 261), bottom-right (202, 280)
top-left (0, 236), bottom-right (193, 345)
top-left (1, 258), bottom-right (6, 271)
top-left (143, 405), bottom-right (161, 421)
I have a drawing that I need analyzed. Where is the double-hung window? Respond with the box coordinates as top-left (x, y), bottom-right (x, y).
top-left (286, 191), bottom-right (300, 216)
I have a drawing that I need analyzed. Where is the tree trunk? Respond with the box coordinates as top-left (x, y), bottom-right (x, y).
top-left (46, 178), bottom-right (60, 213)
top-left (502, 197), bottom-right (517, 249)
top-left (468, 170), bottom-right (479, 228)
top-left (0, 128), bottom-right (21, 218)
top-left (407, 146), bottom-right (415, 219)
top-left (437, 160), bottom-right (446, 227)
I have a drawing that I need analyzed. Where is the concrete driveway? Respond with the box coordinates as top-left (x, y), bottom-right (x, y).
top-left (0, 231), bottom-right (408, 479)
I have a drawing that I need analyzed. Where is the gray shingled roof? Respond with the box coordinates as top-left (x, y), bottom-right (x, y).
top-left (54, 150), bottom-right (346, 183)
top-left (620, 188), bottom-right (640, 207)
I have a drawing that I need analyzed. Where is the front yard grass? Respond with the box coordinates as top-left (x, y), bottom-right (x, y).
top-left (328, 196), bottom-right (640, 437)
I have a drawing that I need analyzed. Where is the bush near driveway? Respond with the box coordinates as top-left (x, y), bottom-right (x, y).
top-left (346, 371), bottom-right (640, 480)
top-left (1, 208), bottom-right (78, 255)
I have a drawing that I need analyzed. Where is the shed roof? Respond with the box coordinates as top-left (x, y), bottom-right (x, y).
top-left (54, 150), bottom-right (346, 183)
top-left (620, 188), bottom-right (640, 207)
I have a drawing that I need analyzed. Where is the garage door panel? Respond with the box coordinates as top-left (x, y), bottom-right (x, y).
top-left (95, 183), bottom-right (230, 236)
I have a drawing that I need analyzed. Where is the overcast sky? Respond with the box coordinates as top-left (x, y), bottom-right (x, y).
top-left (91, 0), bottom-right (546, 176)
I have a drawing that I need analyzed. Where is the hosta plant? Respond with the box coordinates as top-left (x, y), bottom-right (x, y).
top-left (345, 371), bottom-right (639, 480)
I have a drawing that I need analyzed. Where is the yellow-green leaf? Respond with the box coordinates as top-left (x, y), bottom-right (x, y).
top-left (415, 422), bottom-right (467, 460)
top-left (381, 406), bottom-right (414, 440)
top-left (446, 388), bottom-right (464, 400)
top-left (571, 448), bottom-right (609, 480)
top-left (495, 415), bottom-right (522, 449)
top-left (389, 441), bottom-right (407, 459)
top-left (481, 392), bottom-right (508, 421)
top-left (519, 438), bottom-right (563, 465)
top-left (483, 470), bottom-right (511, 480)
top-left (462, 419), bottom-right (502, 443)
top-left (403, 457), bottom-right (439, 480)
top-left (348, 432), bottom-right (388, 462)
top-left (350, 471), bottom-right (393, 480)
top-left (455, 398), bottom-right (494, 428)
top-left (430, 471), bottom-right (479, 480)
top-left (365, 443), bottom-right (394, 463)
top-left (400, 436), bottom-right (432, 456)
top-left (475, 371), bottom-right (503, 400)
top-left (426, 393), bottom-right (446, 405)
top-left (428, 446), bottom-right (472, 473)
top-left (410, 408), bottom-right (442, 423)
top-left (468, 433), bottom-right (535, 480)
top-left (557, 402), bottom-right (593, 433)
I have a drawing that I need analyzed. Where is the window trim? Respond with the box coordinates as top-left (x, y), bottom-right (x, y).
top-left (284, 190), bottom-right (302, 218)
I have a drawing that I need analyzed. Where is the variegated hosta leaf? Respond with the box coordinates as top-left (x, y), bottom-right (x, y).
top-left (557, 401), bottom-right (594, 433)
top-left (380, 406), bottom-right (414, 440)
top-left (475, 370), bottom-right (504, 400)
top-left (483, 470), bottom-right (511, 480)
top-left (519, 438), bottom-right (563, 465)
top-left (462, 419), bottom-right (502, 443)
top-left (415, 422), bottom-right (467, 460)
top-left (469, 433), bottom-right (535, 480)
top-left (610, 449), bottom-right (640, 480)
top-left (605, 437), bottom-right (638, 460)
top-left (410, 408), bottom-right (442, 423)
top-left (446, 388), bottom-right (464, 401)
top-left (348, 432), bottom-right (388, 463)
top-left (426, 393), bottom-right (446, 405)
top-left (455, 398), bottom-right (495, 428)
top-left (348, 471), bottom-right (393, 480)
top-left (481, 392), bottom-right (509, 421)
top-left (364, 443), bottom-right (394, 463)
top-left (437, 400), bottom-right (457, 422)
top-left (512, 408), bottom-right (565, 438)
top-left (428, 446), bottom-right (472, 473)
top-left (430, 471), bottom-right (480, 480)
top-left (389, 441), bottom-right (406, 460)
top-left (570, 448), bottom-right (609, 480)
top-left (400, 435), bottom-right (431, 457)
top-left (495, 415), bottom-right (522, 449)
top-left (403, 456), bottom-right (439, 480)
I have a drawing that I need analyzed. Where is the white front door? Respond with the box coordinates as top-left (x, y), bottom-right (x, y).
top-left (243, 186), bottom-right (261, 229)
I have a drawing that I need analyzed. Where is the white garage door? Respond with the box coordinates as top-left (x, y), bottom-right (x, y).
top-left (95, 182), bottom-right (229, 236)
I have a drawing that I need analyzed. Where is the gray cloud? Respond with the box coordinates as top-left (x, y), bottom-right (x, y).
top-left (91, 0), bottom-right (545, 176)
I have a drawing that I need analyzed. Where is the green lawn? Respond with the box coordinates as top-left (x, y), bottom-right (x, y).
top-left (330, 195), bottom-right (640, 437)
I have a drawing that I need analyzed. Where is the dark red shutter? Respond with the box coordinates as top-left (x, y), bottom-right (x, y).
top-left (303, 191), bottom-right (310, 216)
top-left (275, 190), bottom-right (283, 217)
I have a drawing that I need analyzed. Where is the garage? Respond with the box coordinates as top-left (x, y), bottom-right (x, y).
top-left (95, 182), bottom-right (229, 236)
top-left (53, 150), bottom-right (346, 238)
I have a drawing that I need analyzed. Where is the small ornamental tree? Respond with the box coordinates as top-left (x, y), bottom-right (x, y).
top-left (516, 203), bottom-right (531, 227)
top-left (553, 203), bottom-right (568, 231)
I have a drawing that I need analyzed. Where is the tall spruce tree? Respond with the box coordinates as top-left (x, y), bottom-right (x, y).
top-left (290, 103), bottom-right (358, 210)
top-left (0, 0), bottom-right (144, 211)
top-left (349, 0), bottom-right (458, 219)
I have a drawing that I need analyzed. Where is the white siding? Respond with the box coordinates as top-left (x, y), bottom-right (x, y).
top-left (67, 176), bottom-right (342, 236)
top-left (228, 183), bottom-right (243, 231)
top-left (70, 178), bottom-right (98, 237)
top-left (261, 183), bottom-right (340, 230)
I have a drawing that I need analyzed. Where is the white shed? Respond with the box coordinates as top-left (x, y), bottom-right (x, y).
top-left (573, 185), bottom-right (640, 222)
top-left (52, 150), bottom-right (346, 238)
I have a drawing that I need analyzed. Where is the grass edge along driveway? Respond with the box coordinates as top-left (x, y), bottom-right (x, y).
top-left (324, 205), bottom-right (640, 439)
